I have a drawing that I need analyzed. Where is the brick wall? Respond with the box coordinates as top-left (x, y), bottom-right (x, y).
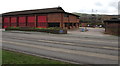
top-left (69, 15), bottom-right (77, 23)
top-left (77, 19), bottom-right (80, 23)
top-left (2, 13), bottom-right (79, 29)
top-left (63, 16), bottom-right (69, 23)
top-left (105, 22), bottom-right (120, 35)
top-left (48, 13), bottom-right (62, 23)
top-left (63, 14), bottom-right (79, 23)
top-left (46, 13), bottom-right (79, 23)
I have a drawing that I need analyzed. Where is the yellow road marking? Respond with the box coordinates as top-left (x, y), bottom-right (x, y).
top-left (2, 40), bottom-right (118, 61)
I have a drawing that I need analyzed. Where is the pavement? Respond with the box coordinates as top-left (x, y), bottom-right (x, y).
top-left (1, 28), bottom-right (119, 64)
top-left (68, 27), bottom-right (106, 36)
top-left (67, 27), bottom-right (118, 40)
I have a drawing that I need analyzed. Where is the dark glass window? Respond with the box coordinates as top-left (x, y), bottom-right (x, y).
top-left (64, 14), bottom-right (69, 17)
top-left (77, 17), bottom-right (80, 19)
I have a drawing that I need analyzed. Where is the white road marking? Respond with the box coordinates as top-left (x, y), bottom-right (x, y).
top-left (38, 39), bottom-right (119, 50)
top-left (78, 39), bottom-right (118, 44)
top-left (3, 32), bottom-right (118, 44)
top-left (2, 40), bottom-right (118, 61)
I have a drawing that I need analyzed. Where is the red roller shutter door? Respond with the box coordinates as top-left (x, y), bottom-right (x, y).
top-left (27, 16), bottom-right (36, 27)
top-left (11, 17), bottom-right (17, 27)
top-left (37, 16), bottom-right (47, 28)
top-left (3, 17), bottom-right (10, 28)
top-left (18, 16), bottom-right (26, 27)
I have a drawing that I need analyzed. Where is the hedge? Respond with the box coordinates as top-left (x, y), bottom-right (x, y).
top-left (5, 27), bottom-right (67, 34)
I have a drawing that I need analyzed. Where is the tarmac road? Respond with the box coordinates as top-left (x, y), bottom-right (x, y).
top-left (2, 31), bottom-right (119, 64)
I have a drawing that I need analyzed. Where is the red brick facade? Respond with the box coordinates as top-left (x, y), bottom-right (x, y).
top-left (47, 13), bottom-right (79, 29)
top-left (63, 15), bottom-right (69, 23)
top-left (2, 7), bottom-right (80, 29)
top-left (48, 13), bottom-right (62, 23)
top-left (69, 15), bottom-right (77, 23)
top-left (104, 19), bottom-right (120, 36)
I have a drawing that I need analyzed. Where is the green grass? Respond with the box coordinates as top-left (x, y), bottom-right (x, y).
top-left (0, 50), bottom-right (2, 65)
top-left (2, 50), bottom-right (68, 64)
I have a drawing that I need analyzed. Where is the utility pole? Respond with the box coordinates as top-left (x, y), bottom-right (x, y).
top-left (91, 9), bottom-right (94, 27)
top-left (96, 10), bottom-right (98, 23)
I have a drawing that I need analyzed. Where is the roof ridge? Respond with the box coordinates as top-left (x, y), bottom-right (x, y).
top-left (3, 7), bottom-right (65, 14)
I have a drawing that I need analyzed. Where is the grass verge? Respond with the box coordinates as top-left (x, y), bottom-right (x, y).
top-left (2, 50), bottom-right (68, 64)
top-left (0, 50), bottom-right (2, 65)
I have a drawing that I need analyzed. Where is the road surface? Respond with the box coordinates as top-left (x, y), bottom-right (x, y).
top-left (2, 31), bottom-right (119, 64)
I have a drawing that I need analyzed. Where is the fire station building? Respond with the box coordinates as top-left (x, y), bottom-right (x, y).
top-left (2, 7), bottom-right (80, 29)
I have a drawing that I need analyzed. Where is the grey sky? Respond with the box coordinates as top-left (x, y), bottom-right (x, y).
top-left (95, 2), bottom-right (103, 6)
top-left (118, 1), bottom-right (120, 15)
top-left (0, 0), bottom-right (119, 15)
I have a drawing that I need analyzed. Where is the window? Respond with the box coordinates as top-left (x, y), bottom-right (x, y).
top-left (77, 17), bottom-right (80, 19)
top-left (64, 14), bottom-right (69, 17)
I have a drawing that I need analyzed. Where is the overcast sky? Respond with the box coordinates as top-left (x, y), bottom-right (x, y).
top-left (1, 0), bottom-right (119, 15)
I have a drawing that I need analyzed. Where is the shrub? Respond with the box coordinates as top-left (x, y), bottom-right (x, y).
top-left (5, 27), bottom-right (67, 34)
top-left (6, 27), bottom-right (20, 30)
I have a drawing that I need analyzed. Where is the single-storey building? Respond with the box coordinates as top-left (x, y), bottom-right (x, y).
top-left (104, 18), bottom-right (120, 36)
top-left (2, 7), bottom-right (80, 29)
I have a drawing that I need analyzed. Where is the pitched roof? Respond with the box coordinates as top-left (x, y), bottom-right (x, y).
top-left (2, 7), bottom-right (80, 17)
top-left (3, 7), bottom-right (65, 16)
